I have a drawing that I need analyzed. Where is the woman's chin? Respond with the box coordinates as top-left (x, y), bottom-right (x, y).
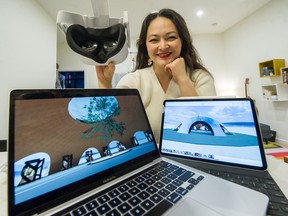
top-left (155, 58), bottom-right (174, 67)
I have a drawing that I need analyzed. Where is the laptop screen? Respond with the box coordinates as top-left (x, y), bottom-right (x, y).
top-left (159, 98), bottom-right (267, 170)
top-left (8, 89), bottom-right (158, 215)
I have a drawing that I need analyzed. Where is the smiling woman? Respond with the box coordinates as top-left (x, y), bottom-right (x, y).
top-left (95, 8), bottom-right (216, 143)
top-left (36, 0), bottom-right (288, 146)
top-left (2, 2), bottom-right (288, 216)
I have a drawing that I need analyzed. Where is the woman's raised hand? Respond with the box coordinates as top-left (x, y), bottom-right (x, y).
top-left (95, 62), bottom-right (116, 88)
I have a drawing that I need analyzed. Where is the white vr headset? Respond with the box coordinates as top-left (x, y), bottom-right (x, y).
top-left (57, 0), bottom-right (130, 65)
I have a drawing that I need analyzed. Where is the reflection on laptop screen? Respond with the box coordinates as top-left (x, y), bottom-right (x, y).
top-left (160, 99), bottom-right (264, 168)
top-left (13, 95), bottom-right (156, 205)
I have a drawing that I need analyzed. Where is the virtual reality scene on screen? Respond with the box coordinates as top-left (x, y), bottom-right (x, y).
top-left (161, 102), bottom-right (263, 167)
top-left (13, 95), bottom-right (155, 204)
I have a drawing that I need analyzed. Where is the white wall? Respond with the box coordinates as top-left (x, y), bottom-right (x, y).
top-left (0, 0), bottom-right (57, 140)
top-left (193, 34), bottom-right (225, 96)
top-left (223, 0), bottom-right (288, 144)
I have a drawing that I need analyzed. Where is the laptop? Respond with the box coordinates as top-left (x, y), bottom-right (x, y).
top-left (159, 97), bottom-right (288, 216)
top-left (8, 89), bottom-right (268, 216)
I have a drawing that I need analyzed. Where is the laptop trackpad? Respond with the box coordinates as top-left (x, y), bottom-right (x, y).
top-left (166, 197), bottom-right (223, 216)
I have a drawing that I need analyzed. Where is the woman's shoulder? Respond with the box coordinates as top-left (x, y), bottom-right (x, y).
top-left (190, 69), bottom-right (216, 95)
top-left (122, 67), bottom-right (154, 80)
top-left (190, 69), bottom-right (213, 80)
top-left (116, 67), bottom-right (154, 88)
top-left (192, 68), bottom-right (210, 76)
top-left (133, 67), bottom-right (153, 75)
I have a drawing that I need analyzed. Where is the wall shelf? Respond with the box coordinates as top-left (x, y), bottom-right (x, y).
top-left (262, 83), bottom-right (288, 101)
top-left (281, 67), bottom-right (288, 84)
top-left (259, 59), bottom-right (285, 77)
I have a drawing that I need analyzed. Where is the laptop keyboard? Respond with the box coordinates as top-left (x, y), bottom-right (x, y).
top-left (54, 161), bottom-right (205, 216)
top-left (194, 166), bottom-right (288, 216)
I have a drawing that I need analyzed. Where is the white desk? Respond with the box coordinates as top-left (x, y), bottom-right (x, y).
top-left (0, 152), bottom-right (287, 216)
top-left (266, 155), bottom-right (288, 197)
top-left (0, 152), bottom-right (8, 216)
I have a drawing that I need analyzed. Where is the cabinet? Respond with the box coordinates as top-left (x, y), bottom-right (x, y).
top-left (262, 83), bottom-right (288, 101)
top-left (259, 59), bottom-right (285, 77)
top-left (259, 59), bottom-right (288, 102)
top-left (281, 67), bottom-right (288, 84)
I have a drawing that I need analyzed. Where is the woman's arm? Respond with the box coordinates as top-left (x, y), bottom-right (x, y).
top-left (192, 70), bottom-right (217, 96)
top-left (165, 57), bottom-right (198, 96)
top-left (165, 57), bottom-right (216, 96)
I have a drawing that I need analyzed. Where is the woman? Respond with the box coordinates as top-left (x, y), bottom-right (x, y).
top-left (96, 8), bottom-right (216, 142)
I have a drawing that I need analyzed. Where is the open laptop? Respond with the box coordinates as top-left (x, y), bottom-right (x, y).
top-left (8, 89), bottom-right (268, 216)
top-left (159, 97), bottom-right (288, 216)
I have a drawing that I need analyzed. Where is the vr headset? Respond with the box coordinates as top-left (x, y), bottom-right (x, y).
top-left (57, 0), bottom-right (130, 65)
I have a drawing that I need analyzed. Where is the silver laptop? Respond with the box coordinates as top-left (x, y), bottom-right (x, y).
top-left (8, 89), bottom-right (268, 216)
top-left (159, 97), bottom-right (288, 216)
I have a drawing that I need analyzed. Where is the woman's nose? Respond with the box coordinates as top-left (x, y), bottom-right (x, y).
top-left (158, 39), bottom-right (168, 49)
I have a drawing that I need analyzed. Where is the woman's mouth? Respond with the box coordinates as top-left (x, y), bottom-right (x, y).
top-left (157, 52), bottom-right (172, 59)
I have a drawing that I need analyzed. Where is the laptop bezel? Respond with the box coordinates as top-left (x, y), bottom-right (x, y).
top-left (159, 97), bottom-right (268, 171)
top-left (8, 88), bottom-right (160, 216)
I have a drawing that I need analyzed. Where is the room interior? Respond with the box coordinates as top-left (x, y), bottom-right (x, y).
top-left (1, 1), bottom-right (288, 215)
top-left (1, 1), bottom-right (288, 146)
top-left (3, 0), bottom-right (288, 148)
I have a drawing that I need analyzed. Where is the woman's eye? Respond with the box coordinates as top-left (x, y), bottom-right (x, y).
top-left (149, 39), bottom-right (158, 43)
top-left (168, 36), bottom-right (177, 41)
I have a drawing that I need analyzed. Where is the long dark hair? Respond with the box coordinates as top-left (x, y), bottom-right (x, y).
top-left (135, 8), bottom-right (210, 77)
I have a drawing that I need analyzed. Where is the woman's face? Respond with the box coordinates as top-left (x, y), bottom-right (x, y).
top-left (146, 16), bottom-right (182, 69)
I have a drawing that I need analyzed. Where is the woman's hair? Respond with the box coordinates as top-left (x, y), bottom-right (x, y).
top-left (135, 8), bottom-right (209, 75)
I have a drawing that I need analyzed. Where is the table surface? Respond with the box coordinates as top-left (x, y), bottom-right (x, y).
top-left (1, 152), bottom-right (287, 216)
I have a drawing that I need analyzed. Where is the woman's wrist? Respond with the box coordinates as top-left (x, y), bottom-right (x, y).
top-left (97, 77), bottom-right (112, 88)
top-left (178, 78), bottom-right (198, 96)
top-left (98, 79), bottom-right (112, 88)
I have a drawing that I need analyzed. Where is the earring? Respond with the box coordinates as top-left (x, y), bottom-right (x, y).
top-left (148, 58), bottom-right (153, 66)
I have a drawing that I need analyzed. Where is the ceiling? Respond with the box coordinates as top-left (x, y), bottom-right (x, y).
top-left (36, 0), bottom-right (271, 42)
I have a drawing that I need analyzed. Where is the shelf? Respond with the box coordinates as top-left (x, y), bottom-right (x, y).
top-left (262, 83), bottom-right (288, 101)
top-left (259, 59), bottom-right (285, 78)
top-left (281, 67), bottom-right (288, 84)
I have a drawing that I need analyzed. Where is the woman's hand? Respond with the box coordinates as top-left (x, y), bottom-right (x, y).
top-left (95, 62), bottom-right (115, 88)
top-left (164, 57), bottom-right (188, 83)
top-left (165, 57), bottom-right (198, 96)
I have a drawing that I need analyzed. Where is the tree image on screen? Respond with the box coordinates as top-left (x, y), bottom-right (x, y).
top-left (68, 96), bottom-right (126, 142)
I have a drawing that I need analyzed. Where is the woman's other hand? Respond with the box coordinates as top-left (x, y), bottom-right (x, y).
top-left (165, 57), bottom-right (188, 83)
top-left (165, 57), bottom-right (198, 96)
top-left (95, 62), bottom-right (115, 88)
